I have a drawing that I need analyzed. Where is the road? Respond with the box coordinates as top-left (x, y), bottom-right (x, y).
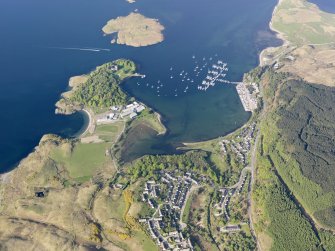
top-left (227, 166), bottom-right (251, 190)
top-left (248, 128), bottom-right (262, 251)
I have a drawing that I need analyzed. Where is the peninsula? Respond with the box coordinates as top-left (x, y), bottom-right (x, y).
top-left (102, 13), bottom-right (165, 47)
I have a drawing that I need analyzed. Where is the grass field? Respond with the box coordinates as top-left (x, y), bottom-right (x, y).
top-left (134, 110), bottom-right (166, 135)
top-left (95, 122), bottom-right (124, 142)
top-left (272, 0), bottom-right (335, 45)
top-left (182, 189), bottom-right (195, 223)
top-left (52, 142), bottom-right (111, 179)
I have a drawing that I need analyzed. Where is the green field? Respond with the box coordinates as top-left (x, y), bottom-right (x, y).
top-left (182, 190), bottom-right (194, 223)
top-left (52, 142), bottom-right (110, 179)
top-left (133, 109), bottom-right (166, 135)
top-left (95, 122), bottom-right (124, 142)
top-left (272, 0), bottom-right (335, 45)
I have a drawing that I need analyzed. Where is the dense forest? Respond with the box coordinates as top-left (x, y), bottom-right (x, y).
top-left (128, 151), bottom-right (222, 184)
top-left (71, 60), bottom-right (136, 108)
top-left (273, 77), bottom-right (335, 228)
top-left (252, 67), bottom-right (335, 250)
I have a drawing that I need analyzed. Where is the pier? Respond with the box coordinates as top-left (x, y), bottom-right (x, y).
top-left (197, 60), bottom-right (229, 91)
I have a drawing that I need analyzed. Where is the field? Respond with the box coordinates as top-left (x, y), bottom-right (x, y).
top-left (272, 0), bottom-right (335, 45)
top-left (52, 142), bottom-right (111, 180)
top-left (261, 0), bottom-right (335, 87)
top-left (278, 44), bottom-right (335, 87)
top-left (134, 110), bottom-right (167, 135)
top-left (0, 134), bottom-right (160, 250)
top-left (95, 121), bottom-right (125, 142)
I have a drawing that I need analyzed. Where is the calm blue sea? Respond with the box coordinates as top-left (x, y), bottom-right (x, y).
top-left (309, 0), bottom-right (335, 13)
top-left (0, 0), bottom-right (280, 172)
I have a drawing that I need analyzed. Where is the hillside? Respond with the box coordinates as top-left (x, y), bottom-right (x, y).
top-left (261, 0), bottom-right (335, 86)
top-left (251, 1), bottom-right (335, 249)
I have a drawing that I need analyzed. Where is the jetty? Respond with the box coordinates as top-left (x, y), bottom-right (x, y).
top-left (197, 60), bottom-right (229, 91)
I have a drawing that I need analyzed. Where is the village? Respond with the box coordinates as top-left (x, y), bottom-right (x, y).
top-left (210, 121), bottom-right (257, 238)
top-left (96, 101), bottom-right (146, 124)
top-left (139, 172), bottom-right (198, 251)
top-left (213, 170), bottom-right (250, 228)
top-left (220, 122), bottom-right (256, 166)
top-left (131, 120), bottom-right (257, 250)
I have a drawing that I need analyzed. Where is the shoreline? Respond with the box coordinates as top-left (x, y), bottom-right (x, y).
top-left (183, 0), bottom-right (284, 147)
top-left (259, 0), bottom-right (287, 66)
top-left (1, 1), bottom-right (284, 177)
top-left (154, 111), bottom-right (168, 136)
top-left (78, 109), bottom-right (94, 138)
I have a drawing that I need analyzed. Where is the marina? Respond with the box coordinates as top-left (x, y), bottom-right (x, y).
top-left (235, 82), bottom-right (259, 111)
top-left (135, 54), bottom-right (234, 97)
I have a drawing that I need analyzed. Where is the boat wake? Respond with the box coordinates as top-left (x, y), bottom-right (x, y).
top-left (45, 46), bottom-right (111, 52)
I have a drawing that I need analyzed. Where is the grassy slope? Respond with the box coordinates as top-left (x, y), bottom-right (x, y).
top-left (52, 142), bottom-right (111, 180)
top-left (254, 0), bottom-right (335, 248)
top-left (272, 0), bottom-right (335, 44)
top-left (253, 69), bottom-right (335, 250)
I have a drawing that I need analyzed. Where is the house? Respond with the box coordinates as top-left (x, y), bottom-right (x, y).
top-left (35, 191), bottom-right (45, 198)
top-left (220, 225), bottom-right (241, 232)
top-left (110, 64), bottom-right (118, 71)
top-left (130, 112), bottom-right (137, 119)
top-left (135, 105), bottom-right (145, 113)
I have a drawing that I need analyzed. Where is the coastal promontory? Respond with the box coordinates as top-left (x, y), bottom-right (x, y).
top-left (102, 12), bottom-right (164, 47)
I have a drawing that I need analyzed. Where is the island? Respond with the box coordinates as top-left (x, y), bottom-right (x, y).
top-left (102, 12), bottom-right (165, 47)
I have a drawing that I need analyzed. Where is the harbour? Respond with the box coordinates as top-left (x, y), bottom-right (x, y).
top-left (0, 0), bottom-right (280, 171)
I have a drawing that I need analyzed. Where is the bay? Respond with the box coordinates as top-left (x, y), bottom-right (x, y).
top-left (0, 0), bottom-right (280, 172)
top-left (309, 0), bottom-right (335, 13)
